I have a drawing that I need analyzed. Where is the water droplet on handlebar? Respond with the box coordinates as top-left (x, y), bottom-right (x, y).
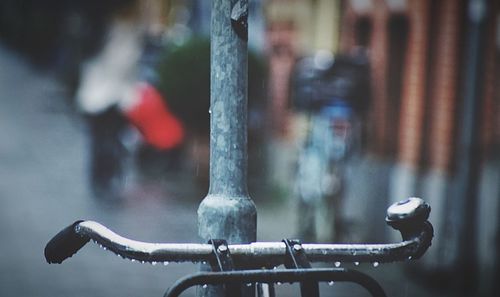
top-left (373, 262), bottom-right (379, 267)
top-left (328, 281), bottom-right (335, 286)
top-left (354, 262), bottom-right (359, 266)
top-left (163, 261), bottom-right (169, 266)
top-left (334, 261), bottom-right (341, 267)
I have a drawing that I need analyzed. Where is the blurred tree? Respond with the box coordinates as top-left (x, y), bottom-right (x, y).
top-left (156, 37), bottom-right (267, 136)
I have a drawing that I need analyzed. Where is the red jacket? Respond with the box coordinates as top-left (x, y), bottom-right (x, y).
top-left (125, 83), bottom-right (184, 150)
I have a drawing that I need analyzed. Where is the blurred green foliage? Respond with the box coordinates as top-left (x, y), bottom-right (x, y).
top-left (156, 37), bottom-right (267, 135)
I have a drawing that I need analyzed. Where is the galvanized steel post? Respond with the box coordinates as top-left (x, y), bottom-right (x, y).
top-left (197, 0), bottom-right (256, 296)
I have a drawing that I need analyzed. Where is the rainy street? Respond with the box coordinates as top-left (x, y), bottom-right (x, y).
top-left (0, 43), bottom-right (202, 297)
top-left (2, 1), bottom-right (500, 296)
top-left (0, 43), bottom-right (440, 297)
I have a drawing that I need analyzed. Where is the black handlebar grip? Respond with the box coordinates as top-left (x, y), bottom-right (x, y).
top-left (44, 220), bottom-right (90, 264)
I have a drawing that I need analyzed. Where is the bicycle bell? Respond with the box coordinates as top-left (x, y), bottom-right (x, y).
top-left (385, 197), bottom-right (430, 239)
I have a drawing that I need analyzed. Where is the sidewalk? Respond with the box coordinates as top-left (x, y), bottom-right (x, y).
top-left (0, 44), bottom-right (200, 297)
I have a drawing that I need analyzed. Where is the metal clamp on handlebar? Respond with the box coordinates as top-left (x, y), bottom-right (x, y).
top-left (282, 239), bottom-right (319, 297)
top-left (282, 239), bottom-right (311, 269)
top-left (208, 239), bottom-right (235, 272)
top-left (205, 239), bottom-right (242, 297)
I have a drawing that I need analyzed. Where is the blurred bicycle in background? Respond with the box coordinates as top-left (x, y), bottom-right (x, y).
top-left (292, 49), bottom-right (370, 242)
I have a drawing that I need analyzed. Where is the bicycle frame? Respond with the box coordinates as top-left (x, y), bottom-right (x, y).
top-left (165, 268), bottom-right (387, 297)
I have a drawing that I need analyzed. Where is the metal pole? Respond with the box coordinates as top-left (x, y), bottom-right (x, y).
top-left (455, 0), bottom-right (487, 295)
top-left (198, 0), bottom-right (256, 296)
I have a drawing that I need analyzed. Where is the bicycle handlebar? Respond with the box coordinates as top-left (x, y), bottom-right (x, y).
top-left (45, 198), bottom-right (433, 267)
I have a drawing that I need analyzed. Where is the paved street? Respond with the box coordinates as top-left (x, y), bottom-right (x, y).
top-left (0, 43), bottom-right (439, 297)
top-left (0, 44), bottom-right (205, 297)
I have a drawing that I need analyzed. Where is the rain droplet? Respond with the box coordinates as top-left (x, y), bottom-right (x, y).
top-left (152, 261), bottom-right (157, 266)
top-left (354, 262), bottom-right (359, 266)
top-left (408, 256), bottom-right (413, 260)
top-left (351, 250), bottom-right (357, 256)
top-left (273, 266), bottom-right (277, 270)
top-left (373, 262), bottom-right (379, 267)
top-left (208, 109), bottom-right (212, 114)
top-left (334, 261), bottom-right (341, 267)
top-left (141, 261), bottom-right (145, 264)
top-left (246, 283), bottom-right (252, 287)
top-left (277, 282), bottom-right (282, 286)
top-left (131, 259), bottom-right (136, 262)
top-left (163, 261), bottom-right (170, 266)
top-left (202, 261), bottom-right (207, 265)
top-left (202, 284), bottom-right (208, 289)
top-left (102, 247), bottom-right (107, 251)
top-left (328, 281), bottom-right (335, 286)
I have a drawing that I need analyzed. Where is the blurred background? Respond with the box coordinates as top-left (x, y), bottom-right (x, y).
top-left (0, 0), bottom-right (499, 296)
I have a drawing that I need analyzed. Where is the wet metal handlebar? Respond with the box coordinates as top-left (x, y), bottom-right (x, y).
top-left (45, 198), bottom-right (433, 267)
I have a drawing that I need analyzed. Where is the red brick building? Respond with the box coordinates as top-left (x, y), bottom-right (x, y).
top-left (339, 0), bottom-right (499, 276)
top-left (264, 0), bottom-right (500, 287)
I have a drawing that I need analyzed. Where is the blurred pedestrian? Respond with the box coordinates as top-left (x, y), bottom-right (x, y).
top-left (76, 0), bottom-right (184, 199)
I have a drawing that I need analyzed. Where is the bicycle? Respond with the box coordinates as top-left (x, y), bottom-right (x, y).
top-left (291, 51), bottom-right (370, 242)
top-left (45, 197), bottom-right (433, 297)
